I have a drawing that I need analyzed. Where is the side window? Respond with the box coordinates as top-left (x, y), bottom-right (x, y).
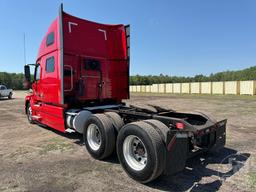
top-left (35, 65), bottom-right (41, 81)
top-left (46, 32), bottom-right (54, 46)
top-left (84, 59), bottom-right (100, 70)
top-left (3, 86), bottom-right (6, 90)
top-left (46, 57), bottom-right (55, 73)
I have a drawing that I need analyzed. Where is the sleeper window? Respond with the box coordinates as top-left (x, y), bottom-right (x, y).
top-left (46, 57), bottom-right (55, 73)
top-left (46, 32), bottom-right (54, 46)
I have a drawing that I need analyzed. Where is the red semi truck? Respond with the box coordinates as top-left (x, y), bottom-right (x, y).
top-left (24, 5), bottom-right (227, 183)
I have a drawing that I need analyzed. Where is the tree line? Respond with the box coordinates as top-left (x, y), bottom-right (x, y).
top-left (130, 66), bottom-right (256, 85)
top-left (0, 72), bottom-right (24, 90)
top-left (0, 66), bottom-right (255, 89)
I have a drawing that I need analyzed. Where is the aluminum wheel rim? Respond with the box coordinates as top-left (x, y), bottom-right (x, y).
top-left (87, 124), bottom-right (102, 151)
top-left (28, 106), bottom-right (32, 121)
top-left (123, 135), bottom-right (148, 171)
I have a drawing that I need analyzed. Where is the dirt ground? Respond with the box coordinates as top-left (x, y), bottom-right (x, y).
top-left (0, 91), bottom-right (256, 192)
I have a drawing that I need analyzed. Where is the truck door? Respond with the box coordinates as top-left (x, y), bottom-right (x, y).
top-left (33, 63), bottom-right (42, 101)
top-left (79, 58), bottom-right (102, 100)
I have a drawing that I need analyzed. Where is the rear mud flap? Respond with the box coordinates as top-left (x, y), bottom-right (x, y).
top-left (164, 133), bottom-right (188, 175)
top-left (163, 120), bottom-right (226, 175)
top-left (210, 120), bottom-right (226, 151)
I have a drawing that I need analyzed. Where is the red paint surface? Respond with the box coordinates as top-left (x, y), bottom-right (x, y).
top-left (25, 8), bottom-right (129, 132)
top-left (62, 12), bottom-right (129, 103)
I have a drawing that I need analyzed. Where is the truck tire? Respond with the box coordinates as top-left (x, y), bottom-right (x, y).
top-left (104, 112), bottom-right (124, 132)
top-left (8, 92), bottom-right (12, 99)
top-left (116, 121), bottom-right (165, 183)
top-left (143, 119), bottom-right (169, 143)
top-left (84, 114), bottom-right (116, 160)
top-left (26, 103), bottom-right (34, 124)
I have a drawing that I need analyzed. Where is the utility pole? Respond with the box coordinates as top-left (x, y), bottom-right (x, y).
top-left (23, 33), bottom-right (26, 65)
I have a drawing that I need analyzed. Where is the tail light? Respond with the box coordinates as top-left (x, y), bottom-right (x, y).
top-left (176, 122), bottom-right (185, 129)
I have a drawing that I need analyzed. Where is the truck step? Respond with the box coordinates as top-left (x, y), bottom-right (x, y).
top-left (32, 115), bottom-right (42, 121)
top-left (65, 128), bottom-right (76, 133)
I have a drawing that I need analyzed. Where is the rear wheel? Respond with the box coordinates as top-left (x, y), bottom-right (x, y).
top-left (143, 119), bottom-right (169, 142)
top-left (116, 121), bottom-right (165, 183)
top-left (84, 114), bottom-right (116, 160)
top-left (104, 112), bottom-right (124, 132)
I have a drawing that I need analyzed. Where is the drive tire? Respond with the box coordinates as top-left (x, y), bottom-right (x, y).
top-left (143, 119), bottom-right (169, 143)
top-left (116, 121), bottom-right (165, 183)
top-left (84, 114), bottom-right (116, 160)
top-left (104, 112), bottom-right (124, 132)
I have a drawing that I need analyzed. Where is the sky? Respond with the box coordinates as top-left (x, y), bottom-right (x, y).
top-left (0, 0), bottom-right (256, 76)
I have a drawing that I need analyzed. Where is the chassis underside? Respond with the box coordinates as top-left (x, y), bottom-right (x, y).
top-left (27, 101), bottom-right (226, 182)
top-left (99, 103), bottom-right (227, 175)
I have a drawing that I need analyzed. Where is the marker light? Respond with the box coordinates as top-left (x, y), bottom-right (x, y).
top-left (176, 122), bottom-right (184, 129)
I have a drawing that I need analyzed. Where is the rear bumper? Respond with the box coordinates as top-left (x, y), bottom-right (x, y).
top-left (163, 119), bottom-right (227, 175)
top-left (194, 119), bottom-right (227, 150)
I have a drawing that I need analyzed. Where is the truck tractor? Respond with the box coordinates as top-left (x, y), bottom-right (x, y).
top-left (23, 4), bottom-right (227, 183)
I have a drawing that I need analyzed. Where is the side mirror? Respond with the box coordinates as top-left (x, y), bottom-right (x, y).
top-left (23, 65), bottom-right (31, 89)
top-left (24, 65), bottom-right (31, 81)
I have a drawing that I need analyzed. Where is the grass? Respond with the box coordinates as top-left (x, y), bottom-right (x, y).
top-left (39, 137), bottom-right (74, 155)
top-left (248, 172), bottom-right (256, 190)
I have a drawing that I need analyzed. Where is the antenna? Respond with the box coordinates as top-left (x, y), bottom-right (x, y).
top-left (23, 33), bottom-right (27, 65)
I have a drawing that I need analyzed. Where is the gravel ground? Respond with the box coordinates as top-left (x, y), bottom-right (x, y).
top-left (0, 91), bottom-right (255, 192)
